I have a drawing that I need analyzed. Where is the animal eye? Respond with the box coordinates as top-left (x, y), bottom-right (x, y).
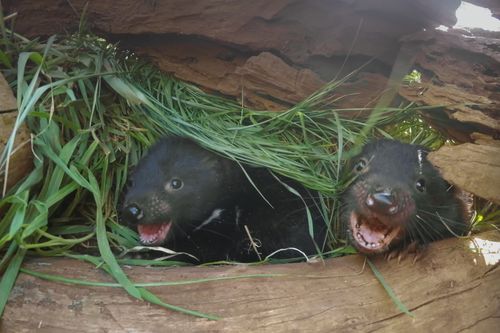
top-left (415, 178), bottom-right (426, 192)
top-left (170, 178), bottom-right (183, 190)
top-left (353, 158), bottom-right (367, 173)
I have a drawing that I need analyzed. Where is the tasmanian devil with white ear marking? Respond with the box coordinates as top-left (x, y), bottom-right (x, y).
top-left (120, 136), bottom-right (327, 262)
top-left (341, 139), bottom-right (470, 261)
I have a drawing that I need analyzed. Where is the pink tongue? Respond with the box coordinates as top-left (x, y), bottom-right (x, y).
top-left (359, 223), bottom-right (386, 243)
top-left (137, 223), bottom-right (171, 245)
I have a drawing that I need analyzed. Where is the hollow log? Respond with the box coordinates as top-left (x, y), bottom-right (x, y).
top-left (3, 1), bottom-right (500, 202)
top-left (4, 1), bottom-right (499, 141)
top-left (4, 0), bottom-right (463, 111)
top-left (2, 231), bottom-right (499, 332)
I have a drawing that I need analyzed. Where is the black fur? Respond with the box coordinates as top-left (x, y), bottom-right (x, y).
top-left (341, 139), bottom-right (469, 255)
top-left (120, 136), bottom-right (327, 262)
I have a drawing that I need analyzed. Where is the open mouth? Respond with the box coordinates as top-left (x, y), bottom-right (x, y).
top-left (137, 222), bottom-right (172, 246)
top-left (349, 211), bottom-right (401, 253)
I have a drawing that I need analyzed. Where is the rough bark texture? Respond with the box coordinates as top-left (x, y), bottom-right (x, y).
top-left (429, 143), bottom-right (500, 205)
top-left (1, 1), bottom-right (499, 214)
top-left (4, 0), bottom-right (462, 110)
top-left (4, 0), bottom-right (499, 134)
top-left (0, 74), bottom-right (16, 112)
top-left (0, 73), bottom-right (33, 193)
top-left (399, 29), bottom-right (500, 141)
top-left (2, 231), bottom-right (499, 332)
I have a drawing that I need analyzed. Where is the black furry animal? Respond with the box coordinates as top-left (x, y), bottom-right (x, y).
top-left (341, 139), bottom-right (469, 259)
top-left (120, 136), bottom-right (327, 262)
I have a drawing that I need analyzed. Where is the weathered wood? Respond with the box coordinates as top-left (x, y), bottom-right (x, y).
top-left (0, 73), bottom-right (16, 112)
top-left (0, 73), bottom-right (33, 194)
top-left (5, 1), bottom-right (499, 141)
top-left (429, 143), bottom-right (500, 204)
top-left (2, 231), bottom-right (499, 332)
top-left (4, 0), bottom-right (461, 111)
top-left (399, 29), bottom-right (500, 140)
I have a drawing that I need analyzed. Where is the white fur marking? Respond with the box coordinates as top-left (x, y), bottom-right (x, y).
top-left (417, 149), bottom-right (424, 175)
top-left (194, 208), bottom-right (224, 231)
top-left (235, 206), bottom-right (241, 226)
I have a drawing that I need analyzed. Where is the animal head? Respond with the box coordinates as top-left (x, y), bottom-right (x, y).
top-left (343, 139), bottom-right (467, 254)
top-left (121, 137), bottom-right (244, 245)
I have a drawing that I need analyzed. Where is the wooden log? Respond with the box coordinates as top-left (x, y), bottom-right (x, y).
top-left (3, 0), bottom-right (462, 111)
top-left (429, 143), bottom-right (500, 205)
top-left (2, 231), bottom-right (499, 332)
top-left (0, 73), bottom-right (33, 194)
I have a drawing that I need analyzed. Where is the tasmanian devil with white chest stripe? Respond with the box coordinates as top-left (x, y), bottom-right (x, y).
top-left (120, 136), bottom-right (327, 262)
top-left (341, 139), bottom-right (469, 261)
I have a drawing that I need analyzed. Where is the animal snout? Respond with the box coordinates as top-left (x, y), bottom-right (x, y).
top-left (121, 203), bottom-right (144, 223)
top-left (366, 190), bottom-right (399, 216)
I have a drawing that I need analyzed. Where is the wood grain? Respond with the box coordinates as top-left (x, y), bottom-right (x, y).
top-left (429, 143), bottom-right (500, 204)
top-left (2, 231), bottom-right (499, 332)
top-left (0, 73), bottom-right (33, 193)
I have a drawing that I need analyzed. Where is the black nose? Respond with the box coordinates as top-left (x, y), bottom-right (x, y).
top-left (122, 204), bottom-right (144, 222)
top-left (366, 191), bottom-right (398, 215)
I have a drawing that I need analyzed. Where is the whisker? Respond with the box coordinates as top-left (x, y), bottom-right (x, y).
top-left (418, 209), bottom-right (466, 227)
top-left (412, 214), bottom-right (440, 242)
top-left (434, 212), bottom-right (466, 237)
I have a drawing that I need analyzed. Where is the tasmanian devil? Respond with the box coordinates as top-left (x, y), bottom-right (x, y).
top-left (341, 139), bottom-right (469, 260)
top-left (120, 136), bottom-right (327, 262)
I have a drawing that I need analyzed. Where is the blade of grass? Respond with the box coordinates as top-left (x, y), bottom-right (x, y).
top-left (0, 248), bottom-right (26, 316)
top-left (366, 258), bottom-right (414, 317)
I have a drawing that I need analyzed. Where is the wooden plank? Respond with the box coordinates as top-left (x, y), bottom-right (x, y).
top-left (2, 231), bottom-right (499, 332)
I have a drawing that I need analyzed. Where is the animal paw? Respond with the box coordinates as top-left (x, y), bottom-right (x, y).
top-left (385, 241), bottom-right (427, 264)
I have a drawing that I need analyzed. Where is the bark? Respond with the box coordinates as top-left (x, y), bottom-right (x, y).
top-left (4, 0), bottom-right (462, 110)
top-left (399, 29), bottom-right (500, 141)
top-left (4, 0), bottom-right (498, 137)
top-left (2, 231), bottom-right (499, 332)
top-left (0, 73), bottom-right (33, 194)
top-left (429, 142), bottom-right (500, 205)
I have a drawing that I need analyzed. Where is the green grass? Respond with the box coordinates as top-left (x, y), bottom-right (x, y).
top-left (471, 201), bottom-right (500, 232)
top-left (0, 28), bottom-right (464, 319)
top-left (366, 258), bottom-right (414, 317)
